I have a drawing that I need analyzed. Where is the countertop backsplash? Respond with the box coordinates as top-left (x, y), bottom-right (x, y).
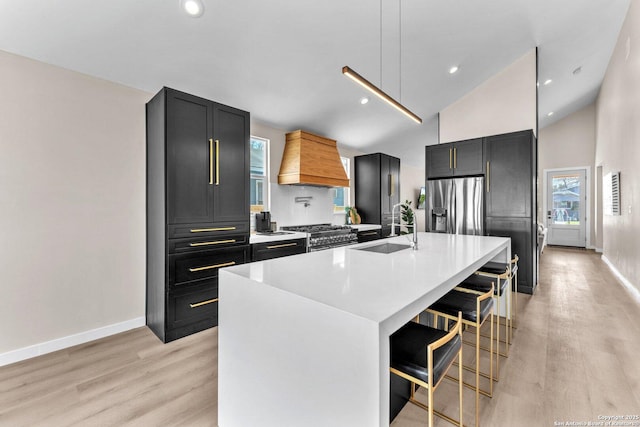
top-left (268, 184), bottom-right (343, 228)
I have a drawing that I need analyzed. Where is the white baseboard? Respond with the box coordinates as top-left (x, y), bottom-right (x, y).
top-left (601, 255), bottom-right (640, 304)
top-left (0, 316), bottom-right (146, 367)
top-left (595, 247), bottom-right (603, 253)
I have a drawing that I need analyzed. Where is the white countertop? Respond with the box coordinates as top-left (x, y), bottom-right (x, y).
top-left (349, 223), bottom-right (382, 232)
top-left (226, 232), bottom-right (509, 328)
top-left (249, 231), bottom-right (307, 244)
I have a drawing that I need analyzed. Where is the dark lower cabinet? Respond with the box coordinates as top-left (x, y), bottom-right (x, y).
top-left (146, 87), bottom-right (250, 343)
top-left (165, 282), bottom-right (220, 342)
top-left (357, 229), bottom-right (382, 243)
top-left (251, 239), bottom-right (307, 261)
top-left (486, 217), bottom-right (536, 294)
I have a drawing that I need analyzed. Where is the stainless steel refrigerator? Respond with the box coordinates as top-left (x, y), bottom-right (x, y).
top-left (426, 177), bottom-right (484, 235)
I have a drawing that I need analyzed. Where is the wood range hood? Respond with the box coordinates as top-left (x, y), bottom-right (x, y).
top-left (277, 130), bottom-right (349, 187)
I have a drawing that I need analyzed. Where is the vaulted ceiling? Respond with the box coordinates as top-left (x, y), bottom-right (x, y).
top-left (0, 0), bottom-right (630, 167)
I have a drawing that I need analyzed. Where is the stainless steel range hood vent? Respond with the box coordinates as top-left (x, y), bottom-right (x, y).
top-left (277, 130), bottom-right (349, 187)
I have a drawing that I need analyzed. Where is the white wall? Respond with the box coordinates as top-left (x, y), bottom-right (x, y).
top-left (439, 49), bottom-right (537, 143)
top-left (538, 103), bottom-right (597, 247)
top-left (0, 50), bottom-right (151, 359)
top-left (595, 0), bottom-right (640, 292)
top-left (401, 164), bottom-right (426, 232)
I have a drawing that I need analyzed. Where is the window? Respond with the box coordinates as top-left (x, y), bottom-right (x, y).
top-left (333, 157), bottom-right (350, 213)
top-left (250, 136), bottom-right (269, 213)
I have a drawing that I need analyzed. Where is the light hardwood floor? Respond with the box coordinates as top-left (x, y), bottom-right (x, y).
top-left (1, 247), bottom-right (639, 426)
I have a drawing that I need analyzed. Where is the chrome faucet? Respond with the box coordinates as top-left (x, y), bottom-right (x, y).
top-left (389, 203), bottom-right (402, 236)
top-left (410, 224), bottom-right (418, 250)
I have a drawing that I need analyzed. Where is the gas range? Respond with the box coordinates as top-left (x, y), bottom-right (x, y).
top-left (280, 224), bottom-right (358, 252)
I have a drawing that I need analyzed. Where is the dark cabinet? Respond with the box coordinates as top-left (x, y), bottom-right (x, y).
top-left (483, 130), bottom-right (537, 294)
top-left (484, 132), bottom-right (533, 218)
top-left (251, 238), bottom-right (307, 261)
top-left (356, 229), bottom-right (382, 243)
top-left (355, 153), bottom-right (400, 237)
top-left (146, 87), bottom-right (250, 343)
top-left (425, 138), bottom-right (483, 179)
top-left (485, 217), bottom-right (534, 295)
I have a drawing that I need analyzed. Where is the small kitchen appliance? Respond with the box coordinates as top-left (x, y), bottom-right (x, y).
top-left (256, 211), bottom-right (272, 232)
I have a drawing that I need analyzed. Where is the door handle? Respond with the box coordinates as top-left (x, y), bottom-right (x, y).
top-left (209, 139), bottom-right (214, 185)
top-left (486, 161), bottom-right (490, 192)
top-left (215, 139), bottom-right (220, 185)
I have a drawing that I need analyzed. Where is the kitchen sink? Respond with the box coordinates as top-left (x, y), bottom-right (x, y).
top-left (354, 242), bottom-right (411, 254)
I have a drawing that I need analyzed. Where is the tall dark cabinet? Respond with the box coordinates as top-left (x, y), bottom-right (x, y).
top-left (354, 153), bottom-right (400, 237)
top-left (484, 130), bottom-right (537, 294)
top-left (147, 87), bottom-right (250, 342)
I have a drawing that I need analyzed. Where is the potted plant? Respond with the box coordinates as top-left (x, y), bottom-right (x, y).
top-left (400, 200), bottom-right (414, 235)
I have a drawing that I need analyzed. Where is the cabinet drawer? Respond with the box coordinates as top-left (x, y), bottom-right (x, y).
top-left (169, 234), bottom-right (248, 254)
top-left (168, 222), bottom-right (249, 239)
top-left (251, 239), bottom-right (307, 261)
top-left (357, 230), bottom-right (381, 243)
top-left (167, 284), bottom-right (218, 330)
top-left (169, 246), bottom-right (249, 285)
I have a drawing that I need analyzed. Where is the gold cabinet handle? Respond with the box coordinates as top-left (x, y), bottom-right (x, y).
top-left (190, 226), bottom-right (237, 233)
top-left (453, 147), bottom-right (457, 169)
top-left (209, 139), bottom-right (214, 185)
top-left (189, 261), bottom-right (236, 272)
top-left (266, 242), bottom-right (297, 249)
top-left (190, 298), bottom-right (218, 308)
top-left (215, 139), bottom-right (220, 185)
top-left (389, 174), bottom-right (394, 196)
top-left (449, 148), bottom-right (453, 169)
top-left (486, 161), bottom-right (490, 192)
top-left (189, 239), bottom-right (236, 247)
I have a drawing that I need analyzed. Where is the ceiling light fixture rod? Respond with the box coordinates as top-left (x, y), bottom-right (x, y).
top-left (342, 66), bottom-right (422, 124)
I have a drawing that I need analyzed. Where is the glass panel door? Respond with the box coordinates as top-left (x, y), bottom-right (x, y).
top-left (546, 169), bottom-right (586, 247)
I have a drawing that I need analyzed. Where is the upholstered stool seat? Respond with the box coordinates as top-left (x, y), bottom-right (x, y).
top-left (477, 261), bottom-right (508, 275)
top-left (459, 274), bottom-right (507, 296)
top-left (391, 322), bottom-right (462, 388)
top-left (429, 290), bottom-right (493, 324)
top-left (390, 313), bottom-right (464, 427)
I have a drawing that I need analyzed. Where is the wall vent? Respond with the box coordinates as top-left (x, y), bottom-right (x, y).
top-left (611, 172), bottom-right (620, 215)
top-left (604, 171), bottom-right (621, 216)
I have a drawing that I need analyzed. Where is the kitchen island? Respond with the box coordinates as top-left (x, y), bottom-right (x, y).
top-left (218, 232), bottom-right (510, 427)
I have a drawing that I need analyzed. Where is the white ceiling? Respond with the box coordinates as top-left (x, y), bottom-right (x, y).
top-left (0, 0), bottom-right (630, 167)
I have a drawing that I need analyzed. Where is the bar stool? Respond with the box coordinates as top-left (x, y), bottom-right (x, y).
top-left (425, 285), bottom-right (494, 427)
top-left (455, 274), bottom-right (505, 381)
top-left (475, 262), bottom-right (511, 355)
top-left (390, 312), bottom-right (464, 427)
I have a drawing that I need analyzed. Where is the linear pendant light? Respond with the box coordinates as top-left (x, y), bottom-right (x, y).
top-left (342, 66), bottom-right (422, 124)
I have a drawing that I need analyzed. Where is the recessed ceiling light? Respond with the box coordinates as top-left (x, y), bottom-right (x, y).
top-left (544, 79), bottom-right (552, 85)
top-left (449, 66), bottom-right (459, 74)
top-left (547, 112), bottom-right (554, 117)
top-left (180, 0), bottom-right (204, 17)
top-left (360, 97), bottom-right (369, 105)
